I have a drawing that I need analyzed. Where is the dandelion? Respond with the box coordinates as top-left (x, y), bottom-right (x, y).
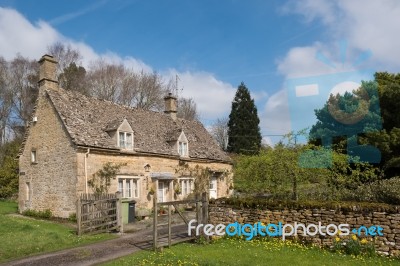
top-left (335, 237), bottom-right (340, 242)
top-left (351, 235), bottom-right (357, 241)
top-left (360, 239), bottom-right (368, 244)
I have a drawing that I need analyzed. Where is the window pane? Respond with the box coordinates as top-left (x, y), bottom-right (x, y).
top-left (126, 133), bottom-right (132, 149)
top-left (118, 180), bottom-right (123, 194)
top-left (132, 180), bottom-right (137, 198)
top-left (31, 151), bottom-right (36, 162)
top-left (183, 143), bottom-right (187, 156)
top-left (126, 180), bottom-right (131, 198)
top-left (119, 132), bottom-right (125, 148)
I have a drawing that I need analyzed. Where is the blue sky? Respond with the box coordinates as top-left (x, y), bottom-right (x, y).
top-left (1, 0), bottom-right (399, 145)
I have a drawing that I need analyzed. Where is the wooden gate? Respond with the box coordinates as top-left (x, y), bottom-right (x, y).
top-left (153, 189), bottom-right (209, 250)
top-left (77, 193), bottom-right (122, 235)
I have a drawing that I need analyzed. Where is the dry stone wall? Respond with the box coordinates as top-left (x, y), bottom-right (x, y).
top-left (209, 199), bottom-right (400, 256)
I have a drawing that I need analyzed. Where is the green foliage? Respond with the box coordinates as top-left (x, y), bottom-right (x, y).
top-left (227, 82), bottom-right (262, 155)
top-left (175, 162), bottom-right (230, 195)
top-left (22, 209), bottom-right (52, 219)
top-left (332, 235), bottom-right (375, 257)
top-left (0, 139), bottom-right (21, 199)
top-left (213, 197), bottom-right (399, 213)
top-left (59, 63), bottom-right (88, 95)
top-left (234, 143), bottom-right (331, 200)
top-left (233, 140), bottom-right (383, 202)
top-left (68, 212), bottom-right (77, 223)
top-left (88, 162), bottom-right (126, 195)
top-left (346, 177), bottom-right (400, 204)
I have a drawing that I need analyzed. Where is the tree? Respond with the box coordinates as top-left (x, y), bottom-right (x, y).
top-left (0, 57), bottom-right (12, 144)
top-left (177, 97), bottom-right (198, 121)
top-left (47, 42), bottom-right (81, 77)
top-left (9, 55), bottom-right (39, 134)
top-left (309, 72), bottom-right (400, 177)
top-left (227, 82), bottom-right (262, 155)
top-left (211, 117), bottom-right (229, 150)
top-left (58, 63), bottom-right (88, 95)
top-left (0, 139), bottom-right (21, 198)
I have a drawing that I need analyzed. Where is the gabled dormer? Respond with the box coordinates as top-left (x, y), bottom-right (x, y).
top-left (177, 131), bottom-right (189, 157)
top-left (105, 118), bottom-right (134, 151)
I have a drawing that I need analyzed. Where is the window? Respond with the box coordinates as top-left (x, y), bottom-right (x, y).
top-left (118, 178), bottom-right (139, 198)
top-left (25, 182), bottom-right (31, 201)
top-left (31, 150), bottom-right (37, 163)
top-left (178, 141), bottom-right (188, 157)
top-left (179, 178), bottom-right (194, 196)
top-left (119, 132), bottom-right (133, 150)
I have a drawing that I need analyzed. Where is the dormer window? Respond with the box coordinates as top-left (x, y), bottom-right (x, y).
top-left (178, 141), bottom-right (188, 157)
top-left (177, 131), bottom-right (189, 157)
top-left (119, 132), bottom-right (133, 150)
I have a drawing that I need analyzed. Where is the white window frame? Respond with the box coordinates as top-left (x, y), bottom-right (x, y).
top-left (118, 131), bottom-right (133, 150)
top-left (31, 149), bottom-right (37, 163)
top-left (178, 141), bottom-right (188, 157)
top-left (117, 177), bottom-right (139, 198)
top-left (179, 177), bottom-right (194, 196)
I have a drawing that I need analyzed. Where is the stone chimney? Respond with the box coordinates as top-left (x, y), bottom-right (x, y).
top-left (38, 54), bottom-right (58, 90)
top-left (164, 92), bottom-right (177, 120)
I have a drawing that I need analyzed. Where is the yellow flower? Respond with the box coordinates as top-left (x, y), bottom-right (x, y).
top-left (352, 235), bottom-right (357, 241)
top-left (335, 237), bottom-right (340, 242)
top-left (360, 239), bottom-right (368, 244)
top-left (338, 230), bottom-right (342, 235)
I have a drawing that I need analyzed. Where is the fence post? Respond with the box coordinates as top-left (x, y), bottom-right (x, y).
top-left (77, 196), bottom-right (82, 236)
top-left (153, 179), bottom-right (158, 251)
top-left (202, 192), bottom-right (209, 242)
top-left (116, 191), bottom-right (123, 233)
top-left (168, 204), bottom-right (172, 248)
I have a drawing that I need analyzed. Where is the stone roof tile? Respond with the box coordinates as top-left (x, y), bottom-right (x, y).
top-left (46, 88), bottom-right (230, 162)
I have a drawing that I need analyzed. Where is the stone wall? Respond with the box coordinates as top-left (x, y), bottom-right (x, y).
top-left (19, 88), bottom-right (78, 218)
top-left (209, 199), bottom-right (400, 256)
top-left (78, 151), bottom-right (233, 210)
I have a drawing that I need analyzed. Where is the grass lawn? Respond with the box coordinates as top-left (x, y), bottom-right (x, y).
top-left (103, 237), bottom-right (400, 266)
top-left (0, 201), bottom-right (116, 263)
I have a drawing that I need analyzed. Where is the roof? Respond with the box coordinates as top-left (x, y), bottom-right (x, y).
top-left (44, 88), bottom-right (230, 162)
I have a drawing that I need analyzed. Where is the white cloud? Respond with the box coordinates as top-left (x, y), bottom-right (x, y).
top-left (261, 89), bottom-right (291, 135)
top-left (265, 0), bottom-right (400, 144)
top-left (165, 69), bottom-right (236, 122)
top-left (282, 0), bottom-right (400, 70)
top-left (0, 7), bottom-right (235, 123)
top-left (0, 7), bottom-right (59, 60)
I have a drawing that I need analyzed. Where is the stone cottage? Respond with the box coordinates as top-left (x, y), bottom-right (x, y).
top-left (18, 55), bottom-right (232, 218)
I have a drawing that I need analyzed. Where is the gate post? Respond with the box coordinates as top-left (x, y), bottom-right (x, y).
top-left (116, 191), bottom-right (123, 233)
top-left (202, 192), bottom-right (209, 242)
top-left (153, 179), bottom-right (158, 251)
top-left (77, 196), bottom-right (82, 236)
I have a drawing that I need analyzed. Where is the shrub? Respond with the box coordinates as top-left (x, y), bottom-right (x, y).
top-left (332, 235), bottom-right (375, 257)
top-left (22, 209), bottom-right (52, 219)
top-left (68, 212), bottom-right (77, 222)
top-left (370, 177), bottom-right (400, 204)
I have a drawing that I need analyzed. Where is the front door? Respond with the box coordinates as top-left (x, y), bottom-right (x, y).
top-left (157, 181), bottom-right (166, 202)
top-left (209, 177), bottom-right (217, 199)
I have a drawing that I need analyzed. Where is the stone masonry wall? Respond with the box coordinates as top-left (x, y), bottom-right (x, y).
top-left (209, 200), bottom-right (400, 256)
top-left (19, 88), bottom-right (77, 218)
top-left (78, 151), bottom-right (233, 210)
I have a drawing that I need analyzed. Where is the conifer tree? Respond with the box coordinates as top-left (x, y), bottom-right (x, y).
top-left (227, 82), bottom-right (262, 154)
